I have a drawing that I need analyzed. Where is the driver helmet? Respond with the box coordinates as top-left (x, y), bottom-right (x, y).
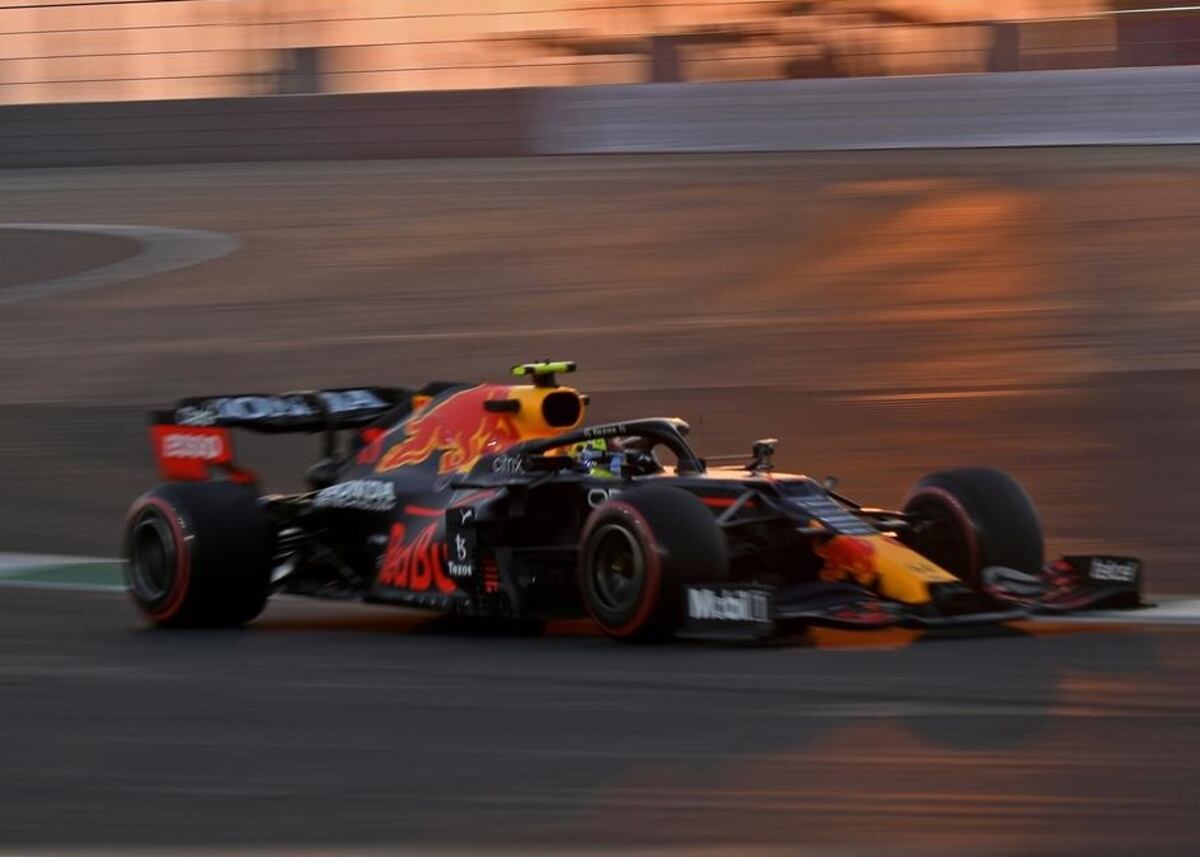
top-left (567, 438), bottom-right (624, 478)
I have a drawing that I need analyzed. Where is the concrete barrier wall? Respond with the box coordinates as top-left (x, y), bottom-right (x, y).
top-left (0, 89), bottom-right (532, 167)
top-left (531, 66), bottom-right (1200, 153)
top-left (2, 66), bottom-right (1199, 168)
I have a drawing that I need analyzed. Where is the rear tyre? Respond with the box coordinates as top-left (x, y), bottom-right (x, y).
top-left (123, 482), bottom-right (275, 628)
top-left (902, 467), bottom-right (1043, 589)
top-left (579, 486), bottom-right (727, 642)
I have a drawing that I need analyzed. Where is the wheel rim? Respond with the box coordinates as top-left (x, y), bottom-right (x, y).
top-left (907, 497), bottom-right (973, 579)
top-left (129, 511), bottom-right (178, 602)
top-left (588, 524), bottom-right (645, 614)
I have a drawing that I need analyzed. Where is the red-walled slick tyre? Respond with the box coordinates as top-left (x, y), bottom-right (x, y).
top-left (902, 467), bottom-right (1044, 590)
top-left (579, 486), bottom-right (727, 642)
top-left (123, 482), bottom-right (275, 628)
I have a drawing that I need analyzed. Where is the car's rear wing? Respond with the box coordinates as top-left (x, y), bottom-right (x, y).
top-left (147, 387), bottom-right (411, 483)
top-left (152, 388), bottom-right (410, 432)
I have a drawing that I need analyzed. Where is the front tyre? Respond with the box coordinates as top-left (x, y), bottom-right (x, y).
top-left (902, 467), bottom-right (1043, 589)
top-left (579, 486), bottom-right (727, 642)
top-left (123, 482), bottom-right (275, 628)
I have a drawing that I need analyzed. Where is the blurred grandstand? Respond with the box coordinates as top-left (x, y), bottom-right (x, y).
top-left (0, 0), bottom-right (1198, 104)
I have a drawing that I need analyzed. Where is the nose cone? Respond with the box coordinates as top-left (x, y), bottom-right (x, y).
top-left (818, 534), bottom-right (959, 605)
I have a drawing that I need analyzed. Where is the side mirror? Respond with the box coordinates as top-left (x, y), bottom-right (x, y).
top-left (749, 438), bottom-right (778, 472)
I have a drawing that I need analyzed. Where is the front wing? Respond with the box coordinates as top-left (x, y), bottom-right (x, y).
top-left (677, 555), bottom-right (1145, 641)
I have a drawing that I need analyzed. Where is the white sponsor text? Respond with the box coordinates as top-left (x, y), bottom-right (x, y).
top-left (313, 480), bottom-right (396, 512)
top-left (161, 433), bottom-right (225, 460)
top-left (687, 588), bottom-right (771, 623)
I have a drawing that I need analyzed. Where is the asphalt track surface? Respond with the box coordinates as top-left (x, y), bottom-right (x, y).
top-left (2, 150), bottom-right (1200, 852)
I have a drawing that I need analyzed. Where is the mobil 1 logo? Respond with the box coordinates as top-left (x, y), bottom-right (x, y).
top-left (682, 585), bottom-right (775, 639)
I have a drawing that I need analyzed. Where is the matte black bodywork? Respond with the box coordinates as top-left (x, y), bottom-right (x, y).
top-left (140, 376), bottom-right (1146, 638)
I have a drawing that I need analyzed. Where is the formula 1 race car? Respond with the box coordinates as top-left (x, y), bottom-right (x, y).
top-left (123, 361), bottom-right (1145, 641)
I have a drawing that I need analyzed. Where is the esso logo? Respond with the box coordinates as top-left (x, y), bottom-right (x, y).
top-left (162, 433), bottom-right (224, 460)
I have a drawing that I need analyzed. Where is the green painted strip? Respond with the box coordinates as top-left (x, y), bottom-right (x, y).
top-left (1, 562), bottom-right (125, 588)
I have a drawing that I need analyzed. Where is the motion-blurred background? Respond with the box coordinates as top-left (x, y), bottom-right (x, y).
top-left (2, 0), bottom-right (1199, 103)
top-left (3, 1), bottom-right (1200, 855)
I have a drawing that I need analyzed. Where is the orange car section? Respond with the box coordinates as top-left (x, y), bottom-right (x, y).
top-left (370, 384), bottom-right (585, 475)
top-left (816, 534), bottom-right (958, 604)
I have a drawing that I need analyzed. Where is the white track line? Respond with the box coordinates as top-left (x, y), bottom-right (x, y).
top-left (0, 553), bottom-right (112, 574)
top-left (0, 553), bottom-right (122, 592)
top-left (1031, 598), bottom-right (1200, 626)
top-left (0, 579), bottom-right (126, 592)
top-left (0, 223), bottom-right (238, 305)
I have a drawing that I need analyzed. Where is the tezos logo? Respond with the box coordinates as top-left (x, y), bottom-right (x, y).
top-left (447, 534), bottom-right (474, 579)
top-left (584, 424), bottom-right (626, 439)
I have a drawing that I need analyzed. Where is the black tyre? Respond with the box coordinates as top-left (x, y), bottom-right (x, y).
top-left (902, 467), bottom-right (1043, 589)
top-left (123, 482), bottom-right (275, 628)
top-left (578, 486), bottom-right (727, 642)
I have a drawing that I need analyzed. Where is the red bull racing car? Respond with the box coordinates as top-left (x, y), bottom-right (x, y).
top-left (123, 362), bottom-right (1145, 641)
